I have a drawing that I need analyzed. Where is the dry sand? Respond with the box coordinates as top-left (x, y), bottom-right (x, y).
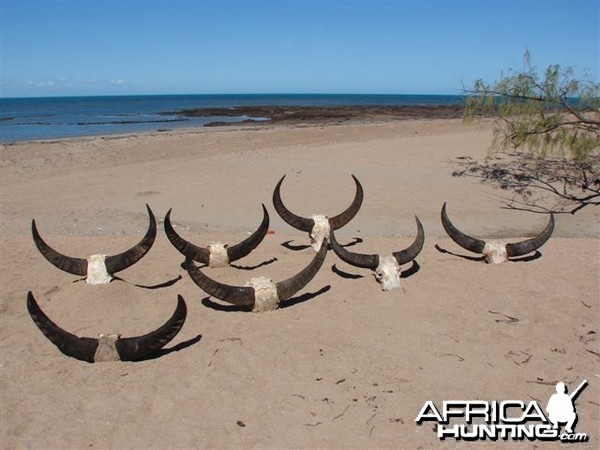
top-left (1, 118), bottom-right (598, 449)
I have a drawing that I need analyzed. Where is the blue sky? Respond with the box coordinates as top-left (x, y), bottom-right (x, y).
top-left (1, 0), bottom-right (598, 97)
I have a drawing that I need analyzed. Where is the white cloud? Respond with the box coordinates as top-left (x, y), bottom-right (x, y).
top-left (35, 80), bottom-right (56, 87)
top-left (1, 76), bottom-right (127, 95)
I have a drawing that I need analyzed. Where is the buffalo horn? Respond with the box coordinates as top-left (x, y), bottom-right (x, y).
top-left (272, 175), bottom-right (315, 232)
top-left (505, 214), bottom-right (554, 257)
top-left (273, 175), bottom-right (364, 232)
top-left (104, 204), bottom-right (157, 274)
top-left (226, 204), bottom-right (270, 261)
top-left (185, 260), bottom-right (256, 307)
top-left (31, 220), bottom-right (88, 276)
top-left (441, 202), bottom-right (486, 254)
top-left (393, 216), bottom-right (425, 265)
top-left (32, 204), bottom-right (156, 277)
top-left (27, 292), bottom-right (187, 363)
top-left (275, 237), bottom-right (328, 301)
top-left (164, 204), bottom-right (269, 264)
top-left (327, 175), bottom-right (364, 230)
top-left (27, 291), bottom-right (99, 363)
top-left (164, 209), bottom-right (212, 264)
top-left (114, 295), bottom-right (187, 361)
top-left (329, 228), bottom-right (379, 269)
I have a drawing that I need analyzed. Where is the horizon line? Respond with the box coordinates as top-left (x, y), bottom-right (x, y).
top-left (1, 91), bottom-right (465, 100)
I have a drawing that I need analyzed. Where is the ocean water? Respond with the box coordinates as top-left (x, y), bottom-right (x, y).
top-left (0, 94), bottom-right (464, 143)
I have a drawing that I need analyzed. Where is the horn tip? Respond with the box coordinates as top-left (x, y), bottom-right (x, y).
top-left (176, 295), bottom-right (187, 313)
top-left (414, 215), bottom-right (424, 233)
top-left (145, 203), bottom-right (155, 217)
top-left (441, 202), bottom-right (449, 218)
top-left (351, 174), bottom-right (363, 187)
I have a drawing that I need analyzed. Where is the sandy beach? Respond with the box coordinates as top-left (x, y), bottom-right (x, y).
top-left (1, 117), bottom-right (598, 449)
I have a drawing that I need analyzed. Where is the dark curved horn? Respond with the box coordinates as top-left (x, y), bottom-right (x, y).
top-left (272, 175), bottom-right (316, 232)
top-left (327, 175), bottom-right (364, 230)
top-left (27, 291), bottom-right (98, 363)
top-left (275, 237), bottom-right (328, 301)
top-left (441, 203), bottom-right (486, 254)
top-left (506, 214), bottom-right (554, 258)
top-left (104, 204), bottom-right (157, 274)
top-left (329, 228), bottom-right (379, 269)
top-left (226, 204), bottom-right (270, 262)
top-left (393, 216), bottom-right (425, 265)
top-left (115, 295), bottom-right (187, 361)
top-left (164, 208), bottom-right (210, 264)
top-left (31, 220), bottom-right (88, 276)
top-left (185, 260), bottom-right (256, 307)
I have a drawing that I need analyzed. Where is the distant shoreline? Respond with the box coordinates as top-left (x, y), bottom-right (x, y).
top-left (2, 97), bottom-right (468, 143)
top-left (164, 104), bottom-right (465, 127)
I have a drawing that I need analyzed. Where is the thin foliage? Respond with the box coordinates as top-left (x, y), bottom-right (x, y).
top-left (458, 53), bottom-right (600, 213)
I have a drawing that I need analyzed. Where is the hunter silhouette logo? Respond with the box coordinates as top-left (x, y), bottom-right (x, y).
top-left (546, 380), bottom-right (587, 435)
top-left (415, 379), bottom-right (589, 442)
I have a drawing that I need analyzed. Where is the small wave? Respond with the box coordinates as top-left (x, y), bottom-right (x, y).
top-left (12, 122), bottom-right (54, 126)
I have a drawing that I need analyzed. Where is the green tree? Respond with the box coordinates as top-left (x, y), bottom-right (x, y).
top-left (455, 52), bottom-right (600, 214)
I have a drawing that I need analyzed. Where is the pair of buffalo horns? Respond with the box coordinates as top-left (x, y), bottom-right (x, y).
top-left (441, 203), bottom-right (555, 263)
top-left (185, 238), bottom-right (328, 311)
top-left (273, 175), bottom-right (364, 232)
top-left (164, 204), bottom-right (269, 266)
top-left (31, 204), bottom-right (157, 281)
top-left (27, 292), bottom-right (187, 363)
top-left (329, 216), bottom-right (425, 269)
